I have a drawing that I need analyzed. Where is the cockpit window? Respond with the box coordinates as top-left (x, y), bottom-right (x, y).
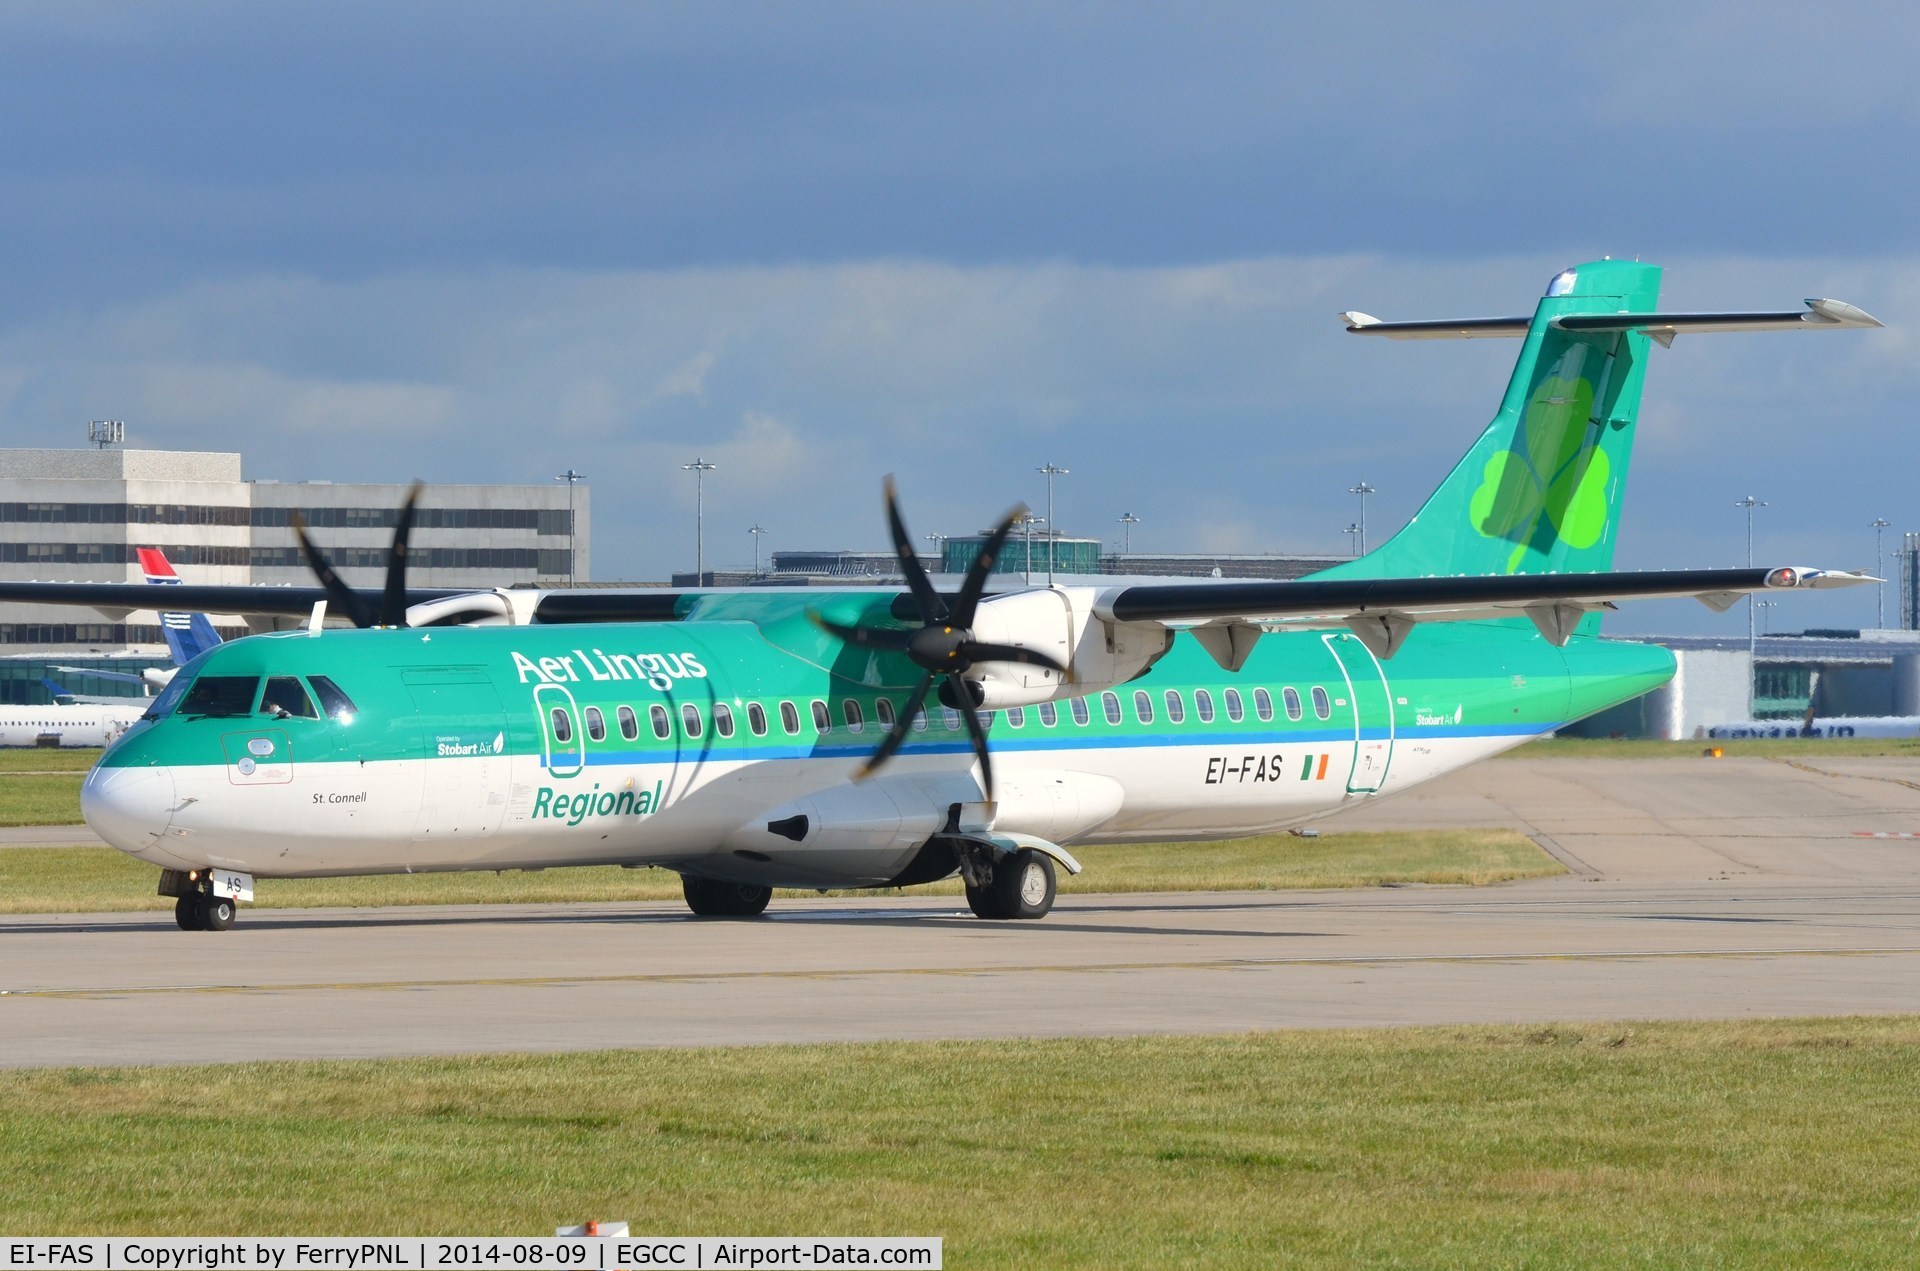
top-left (179, 676), bottom-right (260, 718)
top-left (141, 648), bottom-right (220, 720)
top-left (260, 676), bottom-right (318, 719)
top-left (308, 675), bottom-right (357, 723)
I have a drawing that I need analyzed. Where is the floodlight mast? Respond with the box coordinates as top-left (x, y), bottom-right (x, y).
top-left (1873, 518), bottom-right (1892, 627)
top-left (554, 468), bottom-right (585, 587)
top-left (1735, 494), bottom-right (1767, 714)
top-left (1117, 511), bottom-right (1140, 554)
top-left (1037, 464), bottom-right (1069, 583)
top-left (682, 459), bottom-right (718, 583)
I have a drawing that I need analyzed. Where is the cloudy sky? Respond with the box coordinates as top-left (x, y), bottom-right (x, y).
top-left (3, 2), bottom-right (1916, 633)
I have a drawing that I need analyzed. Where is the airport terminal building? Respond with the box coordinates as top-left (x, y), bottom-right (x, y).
top-left (0, 445), bottom-right (587, 701)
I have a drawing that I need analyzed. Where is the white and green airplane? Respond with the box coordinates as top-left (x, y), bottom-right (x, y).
top-left (9, 260), bottom-right (1881, 931)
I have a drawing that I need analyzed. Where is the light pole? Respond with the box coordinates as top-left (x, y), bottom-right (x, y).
top-left (1345, 522), bottom-right (1363, 557)
top-left (553, 468), bottom-right (584, 587)
top-left (748, 524), bottom-right (767, 576)
top-left (1348, 482), bottom-right (1376, 555)
top-left (682, 458), bottom-right (717, 583)
top-left (1116, 511), bottom-right (1140, 555)
top-left (1018, 514), bottom-right (1046, 585)
top-left (923, 533), bottom-right (946, 575)
top-left (1755, 599), bottom-right (1777, 635)
top-left (1873, 518), bottom-right (1892, 628)
top-left (1736, 494), bottom-right (1767, 713)
top-left (1037, 464), bottom-right (1068, 583)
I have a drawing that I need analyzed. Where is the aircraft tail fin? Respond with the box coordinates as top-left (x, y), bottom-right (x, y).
top-left (1324, 260), bottom-right (1663, 579)
top-left (1319, 261), bottom-right (1879, 580)
top-left (138, 547), bottom-right (224, 665)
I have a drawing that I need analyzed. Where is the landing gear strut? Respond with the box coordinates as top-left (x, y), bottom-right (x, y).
top-left (681, 875), bottom-right (773, 918)
top-left (964, 848), bottom-right (1056, 920)
top-left (161, 868), bottom-right (246, 932)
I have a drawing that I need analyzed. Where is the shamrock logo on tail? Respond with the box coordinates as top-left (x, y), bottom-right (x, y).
top-left (1468, 348), bottom-right (1612, 573)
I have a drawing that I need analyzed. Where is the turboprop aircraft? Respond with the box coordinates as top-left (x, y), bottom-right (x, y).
top-left (2, 260), bottom-right (1881, 931)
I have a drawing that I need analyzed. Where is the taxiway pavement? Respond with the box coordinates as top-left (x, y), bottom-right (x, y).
top-left (6, 754), bottom-right (1920, 1067)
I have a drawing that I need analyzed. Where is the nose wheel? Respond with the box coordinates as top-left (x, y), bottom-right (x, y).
top-left (173, 893), bottom-right (237, 931)
top-left (162, 868), bottom-right (248, 931)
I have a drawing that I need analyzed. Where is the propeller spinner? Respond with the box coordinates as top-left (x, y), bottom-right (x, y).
top-left (812, 478), bottom-right (1070, 797)
top-left (290, 481), bottom-right (424, 628)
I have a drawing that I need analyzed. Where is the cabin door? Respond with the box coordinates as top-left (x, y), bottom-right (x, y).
top-left (1322, 633), bottom-right (1394, 795)
top-left (404, 667), bottom-right (509, 840)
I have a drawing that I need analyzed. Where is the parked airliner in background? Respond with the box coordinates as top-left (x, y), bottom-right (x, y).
top-left (0, 549), bottom-right (222, 747)
top-left (0, 261), bottom-right (1881, 930)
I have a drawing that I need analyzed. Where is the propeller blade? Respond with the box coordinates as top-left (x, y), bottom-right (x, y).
top-left (958, 640), bottom-right (1070, 677)
top-left (854, 669), bottom-right (936, 782)
top-left (950, 505), bottom-right (1023, 627)
top-left (809, 612), bottom-right (914, 652)
top-left (379, 481), bottom-right (424, 628)
top-left (951, 675), bottom-right (994, 799)
top-left (884, 476), bottom-right (947, 624)
top-left (290, 511), bottom-right (375, 628)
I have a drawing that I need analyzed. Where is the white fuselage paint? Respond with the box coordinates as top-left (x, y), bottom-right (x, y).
top-left (0, 704), bottom-right (144, 749)
top-left (118, 727), bottom-right (1532, 884)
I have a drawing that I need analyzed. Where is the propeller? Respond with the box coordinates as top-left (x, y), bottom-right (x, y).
top-left (290, 481), bottom-right (424, 628)
top-left (812, 478), bottom-right (1070, 797)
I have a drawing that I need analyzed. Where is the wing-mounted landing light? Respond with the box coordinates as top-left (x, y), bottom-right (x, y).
top-left (290, 481), bottom-right (423, 628)
top-left (809, 478), bottom-right (1069, 798)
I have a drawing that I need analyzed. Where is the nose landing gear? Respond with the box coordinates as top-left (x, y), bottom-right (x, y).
top-left (160, 867), bottom-right (251, 932)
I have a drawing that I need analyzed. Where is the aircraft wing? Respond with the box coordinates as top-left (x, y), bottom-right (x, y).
top-left (1093, 566), bottom-right (1875, 661)
top-left (0, 581), bottom-right (474, 620)
top-left (1341, 298), bottom-right (1882, 344)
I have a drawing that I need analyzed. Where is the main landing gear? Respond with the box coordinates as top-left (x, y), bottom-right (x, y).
top-left (682, 874), bottom-right (773, 918)
top-left (160, 867), bottom-right (249, 932)
top-left (963, 847), bottom-right (1056, 921)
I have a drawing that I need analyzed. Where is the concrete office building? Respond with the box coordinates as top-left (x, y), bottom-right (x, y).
top-left (0, 445), bottom-right (586, 695)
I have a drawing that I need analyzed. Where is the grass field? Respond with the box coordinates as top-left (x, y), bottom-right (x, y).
top-left (0, 746), bottom-right (102, 772)
top-left (3, 1019), bottom-right (1918, 1263)
top-left (0, 828), bottom-right (1557, 913)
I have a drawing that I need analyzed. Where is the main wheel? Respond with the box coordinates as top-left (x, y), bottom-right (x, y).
top-left (990, 849), bottom-right (1056, 920)
top-left (202, 896), bottom-right (237, 931)
top-left (681, 875), bottom-right (773, 918)
top-left (174, 895), bottom-right (206, 931)
top-left (964, 880), bottom-right (1002, 920)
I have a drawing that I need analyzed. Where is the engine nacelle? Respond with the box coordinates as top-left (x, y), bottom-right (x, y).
top-left (966, 586), bottom-right (1171, 705)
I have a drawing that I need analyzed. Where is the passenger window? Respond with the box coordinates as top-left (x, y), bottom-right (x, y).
top-left (811, 700), bottom-right (832, 734)
top-left (748, 702), bottom-right (769, 736)
top-left (651, 704), bottom-right (671, 740)
top-left (941, 706), bottom-right (962, 730)
top-left (876, 698), bottom-right (895, 728)
top-left (682, 704), bottom-right (703, 738)
top-left (912, 707), bottom-right (928, 732)
top-left (1133, 690), bottom-right (1154, 724)
top-left (1195, 689), bottom-right (1215, 723)
top-left (1102, 692), bottom-right (1122, 725)
top-left (1224, 688), bottom-right (1244, 722)
top-left (584, 706), bottom-right (606, 742)
top-left (1070, 697), bottom-right (1090, 726)
top-left (1311, 686), bottom-right (1332, 720)
top-left (1283, 687), bottom-right (1303, 722)
top-left (714, 702), bottom-right (735, 738)
top-left (779, 701), bottom-right (800, 735)
top-left (1164, 689), bottom-right (1185, 724)
top-left (260, 676), bottom-right (317, 719)
top-left (1254, 687), bottom-right (1274, 722)
top-left (180, 676), bottom-right (259, 718)
top-left (1038, 702), bottom-right (1057, 727)
top-left (550, 707), bottom-right (573, 743)
top-left (843, 700), bottom-right (865, 733)
top-left (1007, 706), bottom-right (1025, 728)
top-left (309, 675), bottom-right (357, 723)
top-left (617, 705), bottom-right (638, 741)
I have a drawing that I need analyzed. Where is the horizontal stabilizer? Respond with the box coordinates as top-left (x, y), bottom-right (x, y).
top-left (1343, 298), bottom-right (1881, 342)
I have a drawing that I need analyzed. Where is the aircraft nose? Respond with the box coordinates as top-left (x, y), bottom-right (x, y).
top-left (82, 763), bottom-right (175, 854)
